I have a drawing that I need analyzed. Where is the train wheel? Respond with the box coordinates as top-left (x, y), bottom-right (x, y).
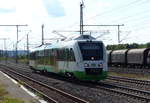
top-left (32, 69), bottom-right (36, 73)
top-left (65, 72), bottom-right (75, 78)
top-left (40, 69), bottom-right (47, 74)
top-left (65, 72), bottom-right (71, 77)
top-left (30, 67), bottom-right (37, 73)
top-left (93, 80), bottom-right (99, 83)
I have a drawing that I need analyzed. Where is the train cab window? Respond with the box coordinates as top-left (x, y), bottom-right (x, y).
top-left (78, 42), bottom-right (103, 60)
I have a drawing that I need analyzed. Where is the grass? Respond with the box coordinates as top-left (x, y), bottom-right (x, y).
top-left (35, 91), bottom-right (43, 99)
top-left (0, 85), bottom-right (8, 97)
top-left (0, 97), bottom-right (24, 103)
top-left (18, 58), bottom-right (28, 63)
top-left (108, 72), bottom-right (150, 80)
top-left (18, 80), bottom-right (24, 87)
top-left (0, 84), bottom-right (24, 103)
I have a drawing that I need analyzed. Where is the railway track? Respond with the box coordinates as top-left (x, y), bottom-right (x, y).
top-left (5, 61), bottom-right (150, 87)
top-left (96, 75), bottom-right (150, 103)
top-left (107, 75), bottom-right (150, 86)
top-left (73, 79), bottom-right (150, 103)
top-left (97, 81), bottom-right (150, 103)
top-left (0, 65), bottom-right (89, 103)
top-left (1, 62), bottom-right (150, 103)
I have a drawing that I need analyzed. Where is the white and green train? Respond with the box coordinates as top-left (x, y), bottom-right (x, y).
top-left (29, 35), bottom-right (108, 81)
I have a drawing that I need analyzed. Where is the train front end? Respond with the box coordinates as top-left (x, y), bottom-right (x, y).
top-left (73, 40), bottom-right (108, 81)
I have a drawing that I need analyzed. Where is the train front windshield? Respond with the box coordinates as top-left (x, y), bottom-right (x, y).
top-left (78, 42), bottom-right (103, 60)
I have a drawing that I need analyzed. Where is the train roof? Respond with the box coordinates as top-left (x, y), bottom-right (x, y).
top-left (74, 35), bottom-right (96, 40)
top-left (128, 48), bottom-right (150, 53)
top-left (112, 49), bottom-right (128, 54)
top-left (128, 48), bottom-right (147, 53)
top-left (106, 50), bottom-right (112, 53)
top-left (30, 35), bottom-right (103, 52)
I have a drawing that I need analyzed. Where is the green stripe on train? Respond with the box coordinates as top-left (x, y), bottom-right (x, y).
top-left (73, 71), bottom-right (107, 81)
top-left (33, 65), bottom-right (107, 81)
top-left (59, 69), bottom-right (108, 81)
top-left (33, 65), bottom-right (54, 72)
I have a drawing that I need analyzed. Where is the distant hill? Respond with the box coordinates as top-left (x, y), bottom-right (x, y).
top-left (0, 50), bottom-right (27, 57)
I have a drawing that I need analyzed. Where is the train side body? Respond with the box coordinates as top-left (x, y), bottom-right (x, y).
top-left (127, 48), bottom-right (150, 66)
top-left (107, 48), bottom-right (150, 68)
top-left (29, 36), bottom-right (108, 81)
top-left (111, 49), bottom-right (128, 65)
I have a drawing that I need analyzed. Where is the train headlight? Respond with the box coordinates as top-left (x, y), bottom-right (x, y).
top-left (84, 63), bottom-right (89, 67)
top-left (98, 63), bottom-right (103, 68)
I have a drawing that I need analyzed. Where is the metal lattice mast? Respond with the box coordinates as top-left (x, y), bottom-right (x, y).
top-left (80, 1), bottom-right (84, 35)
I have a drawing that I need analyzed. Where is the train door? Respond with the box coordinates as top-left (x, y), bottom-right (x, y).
top-left (51, 49), bottom-right (58, 72)
top-left (29, 52), bottom-right (36, 68)
top-left (53, 49), bottom-right (58, 71)
top-left (67, 48), bottom-right (76, 71)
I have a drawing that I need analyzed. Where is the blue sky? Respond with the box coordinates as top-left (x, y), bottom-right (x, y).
top-left (43, 0), bottom-right (65, 17)
top-left (0, 8), bottom-right (15, 13)
top-left (0, 0), bottom-right (150, 50)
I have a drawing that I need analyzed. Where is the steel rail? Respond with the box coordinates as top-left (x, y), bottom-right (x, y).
top-left (107, 76), bottom-right (150, 85)
top-left (98, 82), bottom-right (150, 102)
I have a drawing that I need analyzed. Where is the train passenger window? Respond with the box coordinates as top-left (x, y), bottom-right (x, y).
top-left (56, 48), bottom-right (75, 61)
top-left (57, 49), bottom-right (64, 61)
top-left (44, 49), bottom-right (51, 56)
top-left (44, 50), bottom-right (48, 56)
top-left (38, 50), bottom-right (44, 56)
top-left (35, 51), bottom-right (39, 58)
top-left (30, 52), bottom-right (36, 60)
top-left (61, 49), bottom-right (67, 61)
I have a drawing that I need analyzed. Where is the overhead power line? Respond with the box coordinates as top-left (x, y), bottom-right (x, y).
top-left (63, 0), bottom-right (149, 30)
top-left (106, 7), bottom-right (150, 24)
top-left (88, 0), bottom-right (149, 20)
top-left (83, 24), bottom-right (124, 44)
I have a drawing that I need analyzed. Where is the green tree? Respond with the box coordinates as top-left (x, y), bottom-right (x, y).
top-left (146, 42), bottom-right (150, 48)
